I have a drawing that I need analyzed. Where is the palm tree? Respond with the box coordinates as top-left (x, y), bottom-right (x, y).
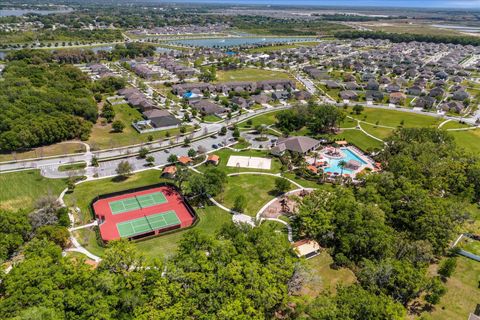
top-left (338, 160), bottom-right (347, 181)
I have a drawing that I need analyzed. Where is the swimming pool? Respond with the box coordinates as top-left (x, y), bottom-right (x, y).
top-left (323, 148), bottom-right (368, 175)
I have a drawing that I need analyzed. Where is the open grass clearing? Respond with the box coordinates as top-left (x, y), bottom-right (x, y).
top-left (421, 256), bottom-right (480, 320)
top-left (333, 129), bottom-right (384, 151)
top-left (245, 41), bottom-right (319, 53)
top-left (349, 107), bottom-right (442, 128)
top-left (450, 129), bottom-right (480, 155)
top-left (0, 170), bottom-right (68, 212)
top-left (442, 121), bottom-right (473, 130)
top-left (87, 103), bottom-right (192, 150)
top-left (58, 162), bottom-right (87, 172)
top-left (238, 110), bottom-right (282, 129)
top-left (216, 174), bottom-right (295, 217)
top-left (216, 68), bottom-right (293, 83)
top-left (299, 251), bottom-right (356, 298)
top-left (360, 123), bottom-right (394, 140)
top-left (0, 142), bottom-right (86, 162)
top-left (458, 237), bottom-right (480, 256)
top-left (203, 114), bottom-right (223, 122)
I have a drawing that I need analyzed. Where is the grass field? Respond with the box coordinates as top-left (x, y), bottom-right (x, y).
top-left (359, 123), bottom-right (394, 140)
top-left (245, 41), bottom-right (319, 53)
top-left (357, 21), bottom-right (466, 37)
top-left (421, 256), bottom-right (480, 320)
top-left (196, 148), bottom-right (282, 175)
top-left (349, 108), bottom-right (442, 128)
top-left (299, 251), bottom-right (357, 298)
top-left (58, 162), bottom-right (87, 172)
top-left (458, 237), bottom-right (480, 256)
top-left (450, 129), bottom-right (480, 155)
top-left (87, 104), bottom-right (192, 150)
top-left (216, 174), bottom-right (294, 216)
top-left (0, 142), bottom-right (86, 162)
top-left (334, 129), bottom-right (384, 151)
top-left (216, 68), bottom-right (293, 83)
top-left (442, 121), bottom-right (473, 130)
top-left (203, 114), bottom-right (223, 122)
top-left (238, 110), bottom-right (282, 129)
top-left (0, 170), bottom-right (68, 212)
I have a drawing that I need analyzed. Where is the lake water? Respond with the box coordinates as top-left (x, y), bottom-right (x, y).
top-left (0, 8), bottom-right (72, 17)
top-left (168, 37), bottom-right (317, 48)
top-left (431, 24), bottom-right (480, 33)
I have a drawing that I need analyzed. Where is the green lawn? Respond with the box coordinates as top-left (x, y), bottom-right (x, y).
top-left (245, 41), bottom-right (319, 53)
top-left (300, 251), bottom-right (357, 298)
top-left (442, 121), bottom-right (472, 130)
top-left (73, 204), bottom-right (233, 260)
top-left (196, 148), bottom-right (282, 175)
top-left (421, 256), bottom-right (480, 320)
top-left (360, 123), bottom-right (394, 140)
top-left (58, 162), bottom-right (87, 172)
top-left (458, 237), bottom-right (480, 256)
top-left (238, 110), bottom-right (282, 129)
top-left (0, 142), bottom-right (86, 162)
top-left (216, 174), bottom-right (294, 216)
top-left (87, 104), bottom-right (192, 150)
top-left (64, 170), bottom-right (171, 225)
top-left (333, 129), bottom-right (384, 151)
top-left (349, 108), bottom-right (442, 128)
top-left (0, 170), bottom-right (68, 212)
top-left (203, 114), bottom-right (223, 122)
top-left (450, 129), bottom-right (480, 155)
top-left (216, 68), bottom-right (292, 83)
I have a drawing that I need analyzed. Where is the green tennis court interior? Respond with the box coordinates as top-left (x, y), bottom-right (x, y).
top-left (117, 210), bottom-right (181, 238)
top-left (109, 191), bottom-right (167, 214)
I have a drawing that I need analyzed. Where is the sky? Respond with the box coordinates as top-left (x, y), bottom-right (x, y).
top-left (169, 0), bottom-right (480, 9)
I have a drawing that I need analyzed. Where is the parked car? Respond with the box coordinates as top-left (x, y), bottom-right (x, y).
top-left (212, 144), bottom-right (218, 149)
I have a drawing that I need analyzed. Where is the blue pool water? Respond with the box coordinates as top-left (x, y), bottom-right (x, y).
top-left (323, 148), bottom-right (368, 175)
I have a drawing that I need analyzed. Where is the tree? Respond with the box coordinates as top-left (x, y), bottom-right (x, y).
top-left (91, 155), bottom-right (99, 167)
top-left (138, 147), bottom-right (149, 159)
top-left (175, 166), bottom-right (191, 192)
top-left (352, 104), bottom-right (364, 115)
top-left (438, 257), bottom-right (457, 279)
top-left (307, 104), bottom-right (346, 134)
top-left (338, 160), bottom-right (347, 177)
top-left (184, 137), bottom-right (191, 146)
top-left (167, 154), bottom-right (178, 163)
top-left (112, 120), bottom-right (125, 132)
top-left (220, 126), bottom-right (227, 136)
top-left (146, 155), bottom-right (155, 166)
top-left (233, 126), bottom-right (240, 139)
top-left (303, 285), bottom-right (406, 320)
top-left (35, 225), bottom-right (70, 249)
top-left (425, 277), bottom-right (446, 305)
top-left (275, 177), bottom-right (290, 194)
top-left (188, 148), bottom-right (197, 158)
top-left (233, 195), bottom-right (247, 212)
top-left (0, 209), bottom-right (31, 262)
top-left (99, 239), bottom-right (145, 275)
top-left (116, 160), bottom-right (132, 177)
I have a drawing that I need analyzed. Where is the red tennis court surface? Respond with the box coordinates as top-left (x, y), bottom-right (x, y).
top-left (93, 186), bottom-right (196, 241)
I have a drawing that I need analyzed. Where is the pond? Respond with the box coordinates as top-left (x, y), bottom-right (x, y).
top-left (431, 24), bottom-right (480, 33)
top-left (168, 37), bottom-right (318, 48)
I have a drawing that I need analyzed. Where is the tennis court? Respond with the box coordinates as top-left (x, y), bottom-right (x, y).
top-left (109, 191), bottom-right (167, 214)
top-left (116, 210), bottom-right (180, 238)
